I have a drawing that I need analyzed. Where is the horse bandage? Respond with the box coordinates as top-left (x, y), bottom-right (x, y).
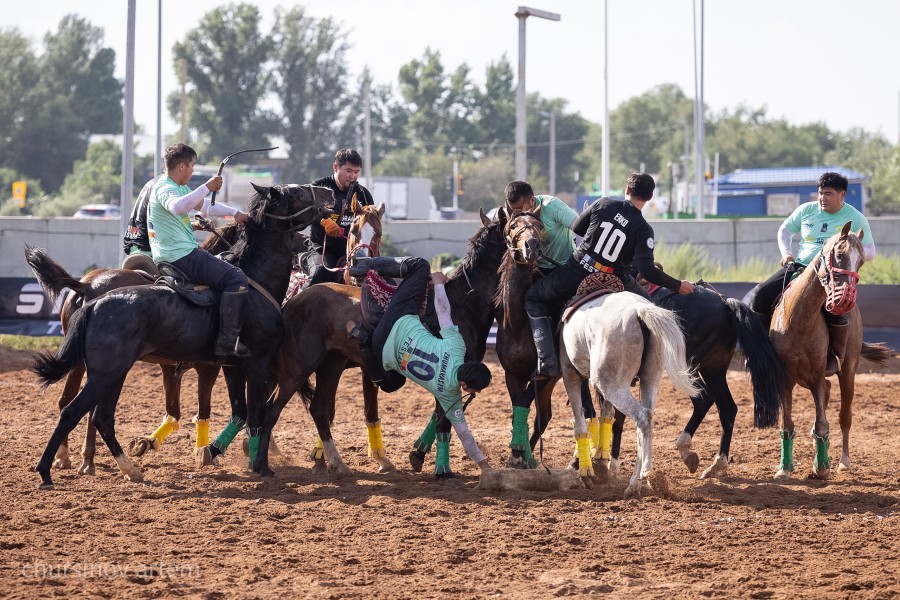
top-left (150, 415), bottom-right (180, 447)
top-left (575, 433), bottom-right (593, 477)
top-left (366, 420), bottom-right (385, 459)
top-left (598, 418), bottom-right (613, 460)
top-left (194, 418), bottom-right (210, 449)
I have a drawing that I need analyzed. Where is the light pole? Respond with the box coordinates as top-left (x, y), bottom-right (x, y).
top-left (515, 6), bottom-right (560, 180)
top-left (540, 110), bottom-right (557, 195)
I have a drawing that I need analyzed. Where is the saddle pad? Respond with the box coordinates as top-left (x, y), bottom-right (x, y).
top-left (359, 271), bottom-right (399, 329)
top-left (561, 272), bottom-right (624, 324)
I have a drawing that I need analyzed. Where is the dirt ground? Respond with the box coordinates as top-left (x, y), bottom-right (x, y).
top-left (0, 345), bottom-right (898, 599)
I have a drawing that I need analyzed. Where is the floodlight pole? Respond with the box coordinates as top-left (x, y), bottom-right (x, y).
top-left (515, 6), bottom-right (561, 181)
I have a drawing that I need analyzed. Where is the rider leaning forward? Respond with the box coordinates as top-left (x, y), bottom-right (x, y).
top-left (525, 172), bottom-right (693, 379)
top-left (745, 171), bottom-right (876, 375)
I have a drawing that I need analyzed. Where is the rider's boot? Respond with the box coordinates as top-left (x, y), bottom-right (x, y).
top-left (214, 288), bottom-right (250, 357)
top-left (349, 256), bottom-right (418, 279)
top-left (825, 321), bottom-right (849, 377)
top-left (528, 315), bottom-right (560, 379)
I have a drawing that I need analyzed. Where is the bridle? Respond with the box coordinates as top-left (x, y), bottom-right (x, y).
top-left (504, 211), bottom-right (543, 265)
top-left (322, 207), bottom-right (383, 274)
top-left (815, 240), bottom-right (860, 315)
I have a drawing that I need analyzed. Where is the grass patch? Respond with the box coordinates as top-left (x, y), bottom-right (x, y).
top-left (0, 335), bottom-right (60, 351)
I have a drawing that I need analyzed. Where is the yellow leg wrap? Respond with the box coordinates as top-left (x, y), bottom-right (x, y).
top-left (576, 433), bottom-right (594, 477)
top-left (587, 418), bottom-right (601, 457)
top-left (598, 418), bottom-right (613, 461)
top-left (149, 415), bottom-right (180, 448)
top-left (194, 418), bottom-right (210, 449)
top-left (312, 437), bottom-right (324, 460)
top-left (366, 420), bottom-right (386, 460)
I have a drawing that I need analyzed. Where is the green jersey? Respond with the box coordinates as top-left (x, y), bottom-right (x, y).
top-left (382, 316), bottom-right (468, 424)
top-left (783, 201), bottom-right (874, 265)
top-left (148, 177), bottom-right (198, 263)
top-left (535, 195), bottom-right (577, 270)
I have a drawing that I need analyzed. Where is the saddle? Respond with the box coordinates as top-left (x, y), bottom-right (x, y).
top-left (561, 272), bottom-right (624, 323)
top-left (155, 262), bottom-right (218, 307)
top-left (359, 271), bottom-right (399, 330)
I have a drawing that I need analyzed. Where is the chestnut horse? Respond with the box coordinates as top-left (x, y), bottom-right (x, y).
top-left (771, 221), bottom-right (891, 479)
top-left (253, 209), bottom-right (507, 478)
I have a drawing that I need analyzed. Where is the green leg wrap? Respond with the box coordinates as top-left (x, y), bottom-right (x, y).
top-left (510, 406), bottom-right (538, 468)
top-left (813, 434), bottom-right (830, 472)
top-left (211, 416), bottom-right (245, 454)
top-left (247, 428), bottom-right (261, 469)
top-left (414, 412), bottom-right (438, 454)
top-left (434, 432), bottom-right (452, 475)
top-left (779, 430), bottom-right (795, 473)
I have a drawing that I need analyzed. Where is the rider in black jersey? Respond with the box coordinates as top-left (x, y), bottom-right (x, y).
top-left (524, 172), bottom-right (694, 378)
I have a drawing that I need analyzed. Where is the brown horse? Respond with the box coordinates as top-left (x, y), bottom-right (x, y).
top-left (252, 209), bottom-right (507, 478)
top-left (771, 221), bottom-right (892, 479)
top-left (25, 229), bottom-right (237, 474)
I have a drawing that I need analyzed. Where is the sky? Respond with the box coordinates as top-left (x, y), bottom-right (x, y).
top-left (7, 0), bottom-right (900, 156)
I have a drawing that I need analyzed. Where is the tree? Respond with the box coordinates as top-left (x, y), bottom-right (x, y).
top-left (0, 29), bottom-right (39, 173)
top-left (397, 48), bottom-right (451, 148)
top-left (867, 145), bottom-right (900, 215)
top-left (169, 3), bottom-right (274, 162)
top-left (473, 56), bottom-right (516, 149)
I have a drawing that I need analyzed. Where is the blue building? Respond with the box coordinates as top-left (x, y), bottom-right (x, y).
top-left (712, 166), bottom-right (869, 216)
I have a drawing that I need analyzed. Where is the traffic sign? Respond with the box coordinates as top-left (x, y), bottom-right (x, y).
top-left (12, 181), bottom-right (26, 208)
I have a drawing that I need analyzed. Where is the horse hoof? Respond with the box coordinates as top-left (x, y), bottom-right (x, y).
top-left (592, 459), bottom-right (609, 484)
top-left (566, 457), bottom-right (579, 471)
top-left (811, 468), bottom-right (831, 480)
top-left (123, 469), bottom-right (144, 483)
top-left (128, 438), bottom-right (152, 457)
top-left (38, 482), bottom-right (55, 491)
top-left (77, 462), bottom-right (95, 476)
top-left (376, 458), bottom-right (396, 473)
top-left (409, 450), bottom-right (426, 472)
top-left (582, 476), bottom-right (595, 490)
top-left (838, 457), bottom-right (852, 472)
top-left (328, 463), bottom-right (354, 478)
top-left (700, 456), bottom-right (728, 479)
top-left (196, 446), bottom-right (215, 468)
top-left (311, 458), bottom-right (328, 475)
top-left (682, 451), bottom-right (700, 474)
top-left (257, 466), bottom-right (276, 479)
top-left (53, 457), bottom-right (72, 470)
top-left (773, 469), bottom-right (792, 480)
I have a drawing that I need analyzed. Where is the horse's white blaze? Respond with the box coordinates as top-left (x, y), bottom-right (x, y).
top-left (359, 222), bottom-right (375, 248)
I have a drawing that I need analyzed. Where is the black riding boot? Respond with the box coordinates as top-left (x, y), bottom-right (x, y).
top-left (825, 321), bottom-right (849, 376)
top-left (349, 256), bottom-right (415, 279)
top-left (214, 289), bottom-right (250, 357)
top-left (528, 315), bottom-right (560, 379)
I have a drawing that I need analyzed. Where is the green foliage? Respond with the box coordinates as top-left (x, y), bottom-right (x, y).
top-left (653, 242), bottom-right (781, 282)
top-left (861, 253), bottom-right (900, 284)
top-left (0, 168), bottom-right (46, 216)
top-left (0, 335), bottom-right (60, 350)
top-left (39, 140), bottom-right (123, 217)
top-left (379, 234), bottom-right (406, 257)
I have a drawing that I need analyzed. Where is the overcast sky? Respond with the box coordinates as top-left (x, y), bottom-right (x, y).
top-left (8, 0), bottom-right (900, 152)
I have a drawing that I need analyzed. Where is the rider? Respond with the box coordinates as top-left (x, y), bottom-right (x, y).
top-left (148, 143), bottom-right (251, 357)
top-left (745, 171), bottom-right (876, 375)
top-left (348, 256), bottom-right (493, 477)
top-left (307, 148), bottom-right (375, 285)
top-left (525, 172), bottom-right (694, 379)
top-left (122, 174), bottom-right (162, 274)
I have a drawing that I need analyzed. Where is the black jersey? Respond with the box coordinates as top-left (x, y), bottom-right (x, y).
top-left (308, 175), bottom-right (375, 253)
top-left (123, 175), bottom-right (161, 254)
top-left (570, 197), bottom-right (681, 292)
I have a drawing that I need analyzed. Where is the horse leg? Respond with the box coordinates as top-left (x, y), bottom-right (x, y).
top-left (362, 372), bottom-right (394, 473)
top-left (676, 380), bottom-right (711, 475)
top-left (810, 378), bottom-right (832, 479)
top-left (129, 363), bottom-right (184, 458)
top-left (507, 377), bottom-right (539, 470)
top-left (199, 367), bottom-right (247, 467)
top-left (433, 403), bottom-right (455, 479)
top-left (308, 361), bottom-right (353, 477)
top-left (192, 365), bottom-right (219, 454)
top-left (91, 376), bottom-right (143, 484)
top-left (567, 380), bottom-right (597, 472)
top-left (53, 362), bottom-right (85, 470)
top-left (409, 411), bottom-right (438, 472)
top-left (836, 365), bottom-right (857, 472)
top-left (590, 394), bottom-right (616, 483)
top-left (527, 378), bottom-right (555, 463)
top-left (774, 380), bottom-right (797, 480)
top-left (79, 409), bottom-right (99, 476)
top-left (37, 384), bottom-right (104, 489)
top-left (699, 373), bottom-right (736, 480)
top-left (602, 385), bottom-right (653, 498)
top-left (560, 352), bottom-right (594, 488)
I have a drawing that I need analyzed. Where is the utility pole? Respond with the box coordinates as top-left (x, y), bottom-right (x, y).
top-left (452, 159), bottom-right (459, 213)
top-left (178, 59), bottom-right (188, 141)
top-left (693, 0), bottom-right (706, 219)
top-left (363, 78), bottom-right (372, 192)
top-left (120, 0), bottom-right (136, 260)
top-left (154, 0), bottom-right (162, 176)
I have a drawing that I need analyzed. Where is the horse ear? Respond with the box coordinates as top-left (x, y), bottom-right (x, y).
top-left (479, 207), bottom-right (491, 227)
top-left (251, 182), bottom-right (268, 197)
top-left (377, 202), bottom-right (386, 218)
top-left (840, 221), bottom-right (851, 237)
top-left (351, 193), bottom-right (362, 215)
top-left (857, 227), bottom-right (865, 243)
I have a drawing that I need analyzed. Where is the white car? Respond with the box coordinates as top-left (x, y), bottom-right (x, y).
top-left (73, 203), bottom-right (122, 219)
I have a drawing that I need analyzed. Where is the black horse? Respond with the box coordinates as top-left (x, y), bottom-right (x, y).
top-left (30, 184), bottom-right (332, 489)
top-left (254, 209), bottom-right (507, 478)
top-left (599, 284), bottom-right (782, 478)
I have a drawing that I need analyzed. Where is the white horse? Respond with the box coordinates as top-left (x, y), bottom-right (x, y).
top-left (559, 291), bottom-right (700, 497)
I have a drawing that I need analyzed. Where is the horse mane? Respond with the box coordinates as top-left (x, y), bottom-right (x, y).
top-left (450, 218), bottom-right (501, 283)
top-left (222, 190), bottom-right (274, 265)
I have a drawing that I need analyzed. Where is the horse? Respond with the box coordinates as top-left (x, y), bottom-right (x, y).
top-left (600, 282), bottom-right (783, 479)
top-left (23, 226), bottom-right (244, 475)
top-left (253, 208), bottom-right (507, 478)
top-left (29, 183), bottom-right (332, 489)
top-left (558, 292), bottom-right (700, 496)
top-left (770, 221), bottom-right (892, 480)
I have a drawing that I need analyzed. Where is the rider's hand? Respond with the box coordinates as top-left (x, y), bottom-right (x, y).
top-left (477, 459), bottom-right (491, 472)
top-left (678, 280), bottom-right (694, 294)
top-left (320, 218), bottom-right (342, 237)
top-left (205, 175), bottom-right (223, 193)
top-left (233, 211), bottom-right (249, 225)
top-left (780, 254), bottom-right (795, 268)
top-left (431, 271), bottom-right (450, 285)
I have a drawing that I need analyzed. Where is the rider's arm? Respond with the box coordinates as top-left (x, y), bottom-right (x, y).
top-left (434, 283), bottom-right (454, 330)
top-left (452, 419), bottom-right (487, 467)
top-left (863, 243), bottom-right (876, 262)
top-left (571, 201), bottom-right (594, 237)
top-left (164, 185), bottom-right (212, 216)
top-left (777, 223), bottom-right (795, 261)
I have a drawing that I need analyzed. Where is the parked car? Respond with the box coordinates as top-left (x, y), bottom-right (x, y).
top-left (73, 203), bottom-right (122, 219)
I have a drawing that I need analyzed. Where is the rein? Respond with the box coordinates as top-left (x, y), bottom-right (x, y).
top-left (504, 211), bottom-right (544, 265)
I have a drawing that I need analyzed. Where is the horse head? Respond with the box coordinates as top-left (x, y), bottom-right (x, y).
top-left (501, 205), bottom-right (544, 265)
top-left (248, 183), bottom-right (333, 232)
top-left (816, 221), bottom-right (865, 315)
top-left (347, 198), bottom-right (386, 264)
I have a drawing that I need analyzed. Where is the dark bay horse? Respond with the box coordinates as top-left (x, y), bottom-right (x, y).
top-left (24, 227), bottom-right (242, 475)
top-left (771, 221), bottom-right (891, 480)
top-left (30, 184), bottom-right (332, 489)
top-left (602, 282), bottom-right (783, 479)
top-left (253, 209), bottom-right (506, 478)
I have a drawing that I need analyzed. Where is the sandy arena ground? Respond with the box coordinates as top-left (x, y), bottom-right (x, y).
top-left (0, 344), bottom-right (898, 599)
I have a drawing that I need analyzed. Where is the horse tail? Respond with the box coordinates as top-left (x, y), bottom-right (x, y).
top-left (297, 379), bottom-right (316, 409)
top-left (726, 297), bottom-right (782, 428)
top-left (636, 304), bottom-right (701, 398)
top-left (24, 244), bottom-right (87, 303)
top-left (31, 305), bottom-right (90, 389)
top-left (860, 342), bottom-right (893, 365)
